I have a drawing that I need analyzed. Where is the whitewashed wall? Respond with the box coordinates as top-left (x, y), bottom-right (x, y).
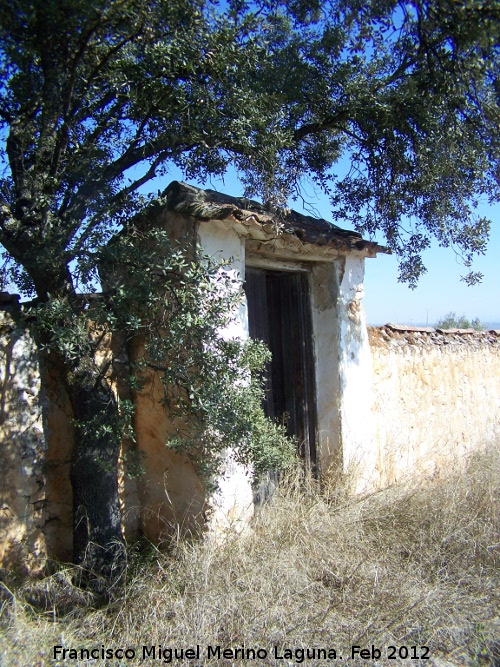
top-left (197, 221), bottom-right (255, 536)
top-left (334, 255), bottom-right (377, 490)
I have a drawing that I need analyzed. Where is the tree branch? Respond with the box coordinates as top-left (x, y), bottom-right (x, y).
top-left (293, 110), bottom-right (350, 142)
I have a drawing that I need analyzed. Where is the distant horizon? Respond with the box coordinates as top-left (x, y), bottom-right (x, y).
top-left (367, 319), bottom-right (500, 329)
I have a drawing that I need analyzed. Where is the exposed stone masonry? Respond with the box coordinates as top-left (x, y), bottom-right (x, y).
top-left (369, 322), bottom-right (500, 349)
top-left (0, 304), bottom-right (47, 575)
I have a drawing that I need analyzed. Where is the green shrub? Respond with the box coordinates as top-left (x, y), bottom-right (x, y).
top-left (435, 311), bottom-right (484, 330)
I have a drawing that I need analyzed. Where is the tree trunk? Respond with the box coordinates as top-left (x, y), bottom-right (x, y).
top-left (54, 351), bottom-right (125, 585)
top-left (4, 231), bottom-right (126, 585)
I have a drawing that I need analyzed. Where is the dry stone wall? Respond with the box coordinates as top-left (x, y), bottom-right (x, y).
top-left (0, 306), bottom-right (47, 574)
top-left (369, 324), bottom-right (500, 486)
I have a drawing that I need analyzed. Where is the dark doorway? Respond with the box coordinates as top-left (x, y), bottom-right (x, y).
top-left (244, 267), bottom-right (317, 470)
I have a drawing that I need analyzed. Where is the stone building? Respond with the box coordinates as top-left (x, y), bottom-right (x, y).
top-left (124, 181), bottom-right (390, 540)
top-left (1, 181), bottom-right (390, 569)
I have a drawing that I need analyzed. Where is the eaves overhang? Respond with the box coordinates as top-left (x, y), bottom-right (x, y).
top-left (164, 181), bottom-right (390, 259)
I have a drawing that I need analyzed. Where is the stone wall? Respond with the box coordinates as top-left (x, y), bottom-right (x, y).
top-left (369, 324), bottom-right (500, 486)
top-left (0, 307), bottom-right (47, 575)
top-left (0, 306), bottom-right (140, 572)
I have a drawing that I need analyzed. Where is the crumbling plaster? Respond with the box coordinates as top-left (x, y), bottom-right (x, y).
top-left (125, 217), bottom-right (257, 543)
top-left (5, 228), bottom-right (499, 573)
top-left (198, 219), bottom-right (378, 489)
top-left (134, 214), bottom-right (380, 532)
top-left (0, 200), bottom-right (400, 571)
top-left (309, 262), bottom-right (340, 471)
top-left (127, 331), bottom-right (206, 543)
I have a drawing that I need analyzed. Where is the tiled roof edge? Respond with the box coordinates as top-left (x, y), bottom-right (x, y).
top-left (163, 181), bottom-right (391, 256)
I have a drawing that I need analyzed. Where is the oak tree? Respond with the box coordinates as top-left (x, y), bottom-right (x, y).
top-left (1, 0), bottom-right (499, 578)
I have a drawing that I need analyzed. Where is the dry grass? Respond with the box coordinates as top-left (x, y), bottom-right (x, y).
top-left (1, 445), bottom-right (499, 667)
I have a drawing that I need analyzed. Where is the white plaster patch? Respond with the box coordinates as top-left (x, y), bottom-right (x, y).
top-left (197, 222), bottom-right (254, 533)
top-left (207, 450), bottom-right (254, 537)
top-left (197, 222), bottom-right (248, 342)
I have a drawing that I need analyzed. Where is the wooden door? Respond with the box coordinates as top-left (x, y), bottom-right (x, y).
top-left (245, 267), bottom-right (317, 470)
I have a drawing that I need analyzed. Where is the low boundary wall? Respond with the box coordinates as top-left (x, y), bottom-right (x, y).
top-left (368, 324), bottom-right (500, 486)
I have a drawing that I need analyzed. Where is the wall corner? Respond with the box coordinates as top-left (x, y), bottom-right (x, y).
top-left (335, 255), bottom-right (377, 491)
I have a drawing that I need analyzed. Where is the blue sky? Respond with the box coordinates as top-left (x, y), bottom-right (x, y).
top-left (363, 215), bottom-right (500, 326)
top-left (289, 178), bottom-right (500, 326)
top-left (149, 164), bottom-right (500, 327)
